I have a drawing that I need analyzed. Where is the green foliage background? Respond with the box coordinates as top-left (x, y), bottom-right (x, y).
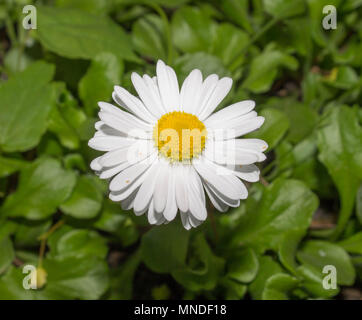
top-left (0, 0), bottom-right (362, 300)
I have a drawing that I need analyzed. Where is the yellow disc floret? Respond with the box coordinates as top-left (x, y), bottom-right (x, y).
top-left (153, 111), bottom-right (207, 162)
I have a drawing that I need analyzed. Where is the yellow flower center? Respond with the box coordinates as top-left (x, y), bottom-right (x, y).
top-left (153, 111), bottom-right (207, 162)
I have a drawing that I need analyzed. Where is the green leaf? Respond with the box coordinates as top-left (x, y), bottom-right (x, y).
top-left (141, 221), bottom-right (189, 273)
top-left (48, 103), bottom-right (80, 150)
top-left (0, 237), bottom-right (14, 275)
top-left (221, 278), bottom-right (247, 300)
top-left (232, 179), bottom-right (318, 252)
top-left (227, 247), bottom-right (259, 283)
top-left (1, 158), bottom-right (77, 220)
top-left (297, 240), bottom-right (356, 285)
top-left (242, 47), bottom-right (299, 93)
top-left (282, 18), bottom-right (313, 57)
top-left (63, 153), bottom-right (87, 171)
top-left (246, 108), bottom-right (290, 150)
top-left (306, 0), bottom-right (343, 47)
top-left (357, 184), bottom-right (362, 224)
top-left (174, 52), bottom-right (230, 82)
top-left (37, 6), bottom-right (138, 62)
top-left (108, 250), bottom-right (141, 300)
top-left (132, 14), bottom-right (167, 61)
top-left (249, 256), bottom-right (283, 300)
top-left (79, 52), bottom-right (122, 116)
top-left (14, 221), bottom-right (51, 247)
top-left (210, 23), bottom-right (249, 67)
top-left (172, 234), bottom-right (225, 291)
top-left (265, 98), bottom-right (318, 144)
top-left (324, 66), bottom-right (360, 90)
top-left (94, 200), bottom-right (139, 247)
top-left (296, 264), bottom-right (339, 298)
top-left (0, 61), bottom-right (54, 152)
top-left (338, 232), bottom-right (362, 254)
top-left (118, 0), bottom-right (190, 7)
top-left (220, 0), bottom-right (253, 33)
top-left (172, 6), bottom-right (216, 53)
top-left (278, 229), bottom-right (305, 274)
top-left (0, 221), bottom-right (17, 242)
top-left (0, 266), bottom-right (35, 299)
top-left (55, 0), bottom-right (114, 15)
top-left (60, 175), bottom-right (104, 219)
top-left (263, 0), bottom-right (305, 18)
top-left (262, 273), bottom-right (299, 300)
top-left (48, 228), bottom-right (108, 259)
top-left (317, 106), bottom-right (362, 238)
top-left (47, 82), bottom-right (83, 150)
top-left (0, 156), bottom-right (27, 178)
top-left (39, 256), bottom-right (109, 299)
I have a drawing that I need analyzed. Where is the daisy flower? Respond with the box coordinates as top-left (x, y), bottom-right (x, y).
top-left (88, 60), bottom-right (267, 230)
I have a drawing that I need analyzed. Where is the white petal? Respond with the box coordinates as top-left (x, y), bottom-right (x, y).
top-left (121, 188), bottom-right (138, 211)
top-left (198, 77), bottom-right (233, 121)
top-left (153, 162), bottom-right (169, 213)
top-left (133, 160), bottom-right (161, 214)
top-left (235, 139), bottom-right (268, 153)
top-left (88, 136), bottom-right (136, 152)
top-left (180, 69), bottom-right (202, 114)
top-left (100, 165), bottom-right (124, 180)
top-left (196, 74), bottom-right (219, 116)
top-left (90, 157), bottom-right (102, 171)
top-left (98, 111), bottom-right (152, 139)
top-left (156, 60), bottom-right (180, 112)
top-left (204, 182), bottom-right (229, 212)
top-left (205, 181), bottom-right (241, 207)
top-left (180, 211), bottom-right (191, 230)
top-left (230, 164), bottom-right (260, 182)
top-left (109, 164), bottom-right (152, 202)
top-left (155, 216), bottom-right (166, 225)
top-left (188, 214), bottom-right (203, 228)
top-left (187, 168), bottom-right (207, 221)
top-left (99, 140), bottom-right (154, 167)
top-left (207, 111), bottom-right (257, 132)
top-left (204, 100), bottom-right (255, 125)
top-left (95, 121), bottom-right (104, 130)
top-left (113, 86), bottom-right (156, 123)
top-left (175, 166), bottom-right (189, 213)
top-left (99, 149), bottom-right (157, 180)
top-left (143, 75), bottom-right (168, 114)
top-left (204, 140), bottom-right (259, 165)
top-left (234, 117), bottom-right (265, 138)
top-left (131, 72), bottom-right (165, 118)
top-left (109, 152), bottom-right (156, 192)
top-left (96, 123), bottom-right (126, 137)
top-left (193, 158), bottom-right (246, 200)
top-left (148, 200), bottom-right (165, 225)
top-left (163, 168), bottom-right (178, 221)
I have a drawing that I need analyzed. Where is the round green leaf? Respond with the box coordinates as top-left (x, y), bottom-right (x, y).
top-left (297, 240), bottom-right (356, 286)
top-left (60, 175), bottom-right (104, 219)
top-left (1, 158), bottom-right (77, 220)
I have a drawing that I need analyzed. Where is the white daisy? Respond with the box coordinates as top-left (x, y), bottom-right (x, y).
top-left (88, 60), bottom-right (267, 230)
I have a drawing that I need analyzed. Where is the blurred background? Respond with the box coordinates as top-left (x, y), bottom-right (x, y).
top-left (0, 0), bottom-right (361, 300)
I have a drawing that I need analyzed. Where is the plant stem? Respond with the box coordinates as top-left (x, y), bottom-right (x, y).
top-left (37, 220), bottom-right (64, 268)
